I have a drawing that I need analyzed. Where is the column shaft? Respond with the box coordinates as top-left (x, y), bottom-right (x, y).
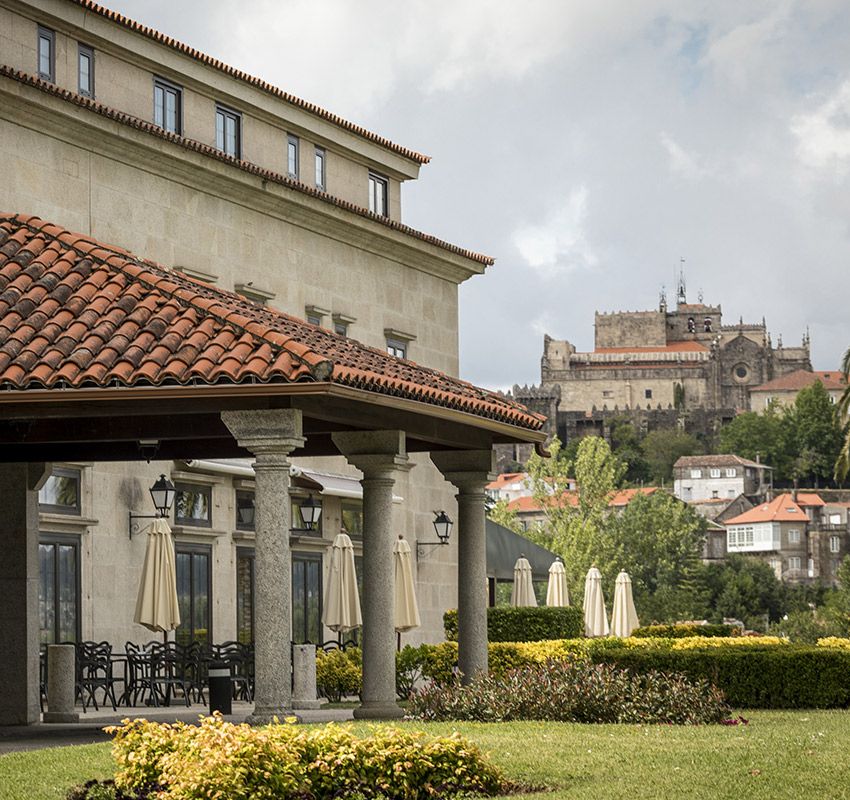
top-left (456, 486), bottom-right (488, 682)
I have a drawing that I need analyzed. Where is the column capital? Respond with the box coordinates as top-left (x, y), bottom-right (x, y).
top-left (430, 449), bottom-right (495, 492)
top-left (221, 409), bottom-right (304, 455)
top-left (332, 430), bottom-right (410, 477)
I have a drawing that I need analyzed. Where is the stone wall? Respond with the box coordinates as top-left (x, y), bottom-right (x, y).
top-left (595, 310), bottom-right (666, 349)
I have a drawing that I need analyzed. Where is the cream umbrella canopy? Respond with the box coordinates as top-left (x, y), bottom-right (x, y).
top-left (546, 558), bottom-right (570, 607)
top-left (134, 517), bottom-right (181, 633)
top-left (511, 555), bottom-right (538, 607)
top-left (322, 532), bottom-right (362, 634)
top-left (583, 566), bottom-right (609, 637)
top-left (393, 536), bottom-right (420, 633)
top-left (611, 570), bottom-right (640, 637)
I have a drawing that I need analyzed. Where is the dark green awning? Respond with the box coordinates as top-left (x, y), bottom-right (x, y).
top-left (485, 520), bottom-right (559, 581)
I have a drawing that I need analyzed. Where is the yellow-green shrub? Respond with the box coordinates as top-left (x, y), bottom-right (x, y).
top-left (106, 715), bottom-right (507, 799)
top-left (670, 635), bottom-right (787, 650)
top-left (817, 637), bottom-right (850, 650)
top-left (316, 647), bottom-right (362, 702)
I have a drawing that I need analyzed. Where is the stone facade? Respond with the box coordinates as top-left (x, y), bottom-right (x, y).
top-left (1, 0), bottom-right (489, 650)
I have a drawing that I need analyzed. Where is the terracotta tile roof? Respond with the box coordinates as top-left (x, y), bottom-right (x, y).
top-left (750, 369), bottom-right (846, 392)
top-left (725, 493), bottom-right (808, 525)
top-left (507, 487), bottom-right (657, 512)
top-left (0, 214), bottom-right (543, 430)
top-left (593, 341), bottom-right (708, 354)
top-left (486, 472), bottom-right (529, 491)
top-left (674, 454), bottom-right (770, 470)
top-left (67, 0), bottom-right (429, 165)
top-left (795, 492), bottom-right (825, 507)
top-left (0, 67), bottom-right (492, 267)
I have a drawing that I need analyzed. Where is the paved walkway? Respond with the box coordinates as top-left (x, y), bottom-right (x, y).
top-left (0, 703), bottom-right (356, 753)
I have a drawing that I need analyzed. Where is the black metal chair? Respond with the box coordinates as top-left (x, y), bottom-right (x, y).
top-left (77, 641), bottom-right (118, 711)
top-left (148, 642), bottom-right (191, 707)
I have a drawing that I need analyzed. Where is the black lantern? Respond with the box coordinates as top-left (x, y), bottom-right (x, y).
top-left (299, 495), bottom-right (322, 530)
top-left (149, 474), bottom-right (176, 517)
top-left (236, 492), bottom-right (255, 529)
top-left (432, 510), bottom-right (453, 543)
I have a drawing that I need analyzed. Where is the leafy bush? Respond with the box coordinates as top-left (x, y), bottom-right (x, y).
top-left (410, 659), bottom-right (728, 724)
top-left (633, 624), bottom-right (741, 638)
top-left (590, 645), bottom-right (850, 709)
top-left (818, 637), bottom-right (850, 650)
top-left (395, 644), bottom-right (427, 700)
top-left (105, 715), bottom-right (508, 800)
top-left (316, 647), bottom-right (362, 702)
top-left (443, 606), bottom-right (583, 642)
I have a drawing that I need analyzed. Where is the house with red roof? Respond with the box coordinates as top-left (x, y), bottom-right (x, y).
top-left (749, 370), bottom-right (846, 411)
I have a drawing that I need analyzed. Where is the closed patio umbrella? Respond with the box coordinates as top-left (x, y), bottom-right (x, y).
top-left (546, 558), bottom-right (570, 607)
top-left (611, 570), bottom-right (640, 637)
top-left (511, 555), bottom-right (538, 607)
top-left (322, 532), bottom-right (362, 634)
top-left (583, 566), bottom-right (609, 637)
top-left (134, 517), bottom-right (181, 633)
top-left (393, 536), bottom-right (420, 632)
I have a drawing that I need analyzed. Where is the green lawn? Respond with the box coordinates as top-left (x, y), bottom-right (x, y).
top-left (2, 711), bottom-right (850, 800)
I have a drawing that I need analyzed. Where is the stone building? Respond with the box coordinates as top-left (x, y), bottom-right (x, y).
top-left (749, 369), bottom-right (846, 412)
top-left (509, 283), bottom-right (812, 446)
top-left (673, 455), bottom-right (772, 502)
top-left (0, 0), bottom-right (545, 690)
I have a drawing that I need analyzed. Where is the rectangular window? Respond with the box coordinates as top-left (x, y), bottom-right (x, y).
top-left (386, 338), bottom-right (407, 359)
top-left (334, 320), bottom-right (348, 336)
top-left (769, 558), bottom-right (782, 579)
top-left (292, 553), bottom-right (322, 644)
top-left (38, 26), bottom-right (55, 82)
top-left (690, 469), bottom-right (702, 479)
top-left (711, 490), bottom-right (719, 499)
top-left (216, 105), bottom-right (241, 158)
top-left (788, 556), bottom-right (801, 572)
top-left (644, 389), bottom-right (652, 399)
top-left (368, 171), bottom-right (388, 217)
top-left (175, 544), bottom-right (211, 645)
top-left (38, 467), bottom-right (81, 515)
top-left (315, 147), bottom-right (326, 190)
top-left (78, 44), bottom-right (94, 97)
top-left (788, 529), bottom-right (801, 544)
top-left (725, 468), bottom-right (737, 477)
top-left (236, 548), bottom-right (254, 644)
top-left (38, 536), bottom-right (80, 644)
top-left (235, 490), bottom-right (255, 531)
top-left (710, 468), bottom-right (721, 478)
top-left (174, 482), bottom-right (212, 527)
top-left (307, 313), bottom-right (322, 326)
top-left (154, 77), bottom-right (182, 134)
top-left (830, 513), bottom-right (842, 525)
top-left (287, 134), bottom-right (299, 178)
top-left (341, 501), bottom-right (363, 539)
top-left (830, 535), bottom-right (841, 553)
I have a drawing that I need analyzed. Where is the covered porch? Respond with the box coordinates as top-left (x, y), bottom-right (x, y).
top-left (0, 213), bottom-right (545, 726)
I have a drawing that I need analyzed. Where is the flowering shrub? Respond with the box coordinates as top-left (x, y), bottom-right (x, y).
top-left (103, 715), bottom-right (507, 800)
top-left (817, 637), bottom-right (850, 650)
top-left (410, 660), bottom-right (728, 724)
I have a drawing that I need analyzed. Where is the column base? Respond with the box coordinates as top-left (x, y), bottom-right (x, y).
top-left (353, 701), bottom-right (404, 720)
top-left (43, 711), bottom-right (79, 724)
top-left (292, 699), bottom-right (322, 710)
top-left (245, 707), bottom-right (302, 726)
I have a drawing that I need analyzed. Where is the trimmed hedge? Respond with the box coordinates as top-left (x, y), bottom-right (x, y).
top-left (632, 624), bottom-right (741, 639)
top-left (443, 606), bottom-right (583, 642)
top-left (590, 646), bottom-right (850, 709)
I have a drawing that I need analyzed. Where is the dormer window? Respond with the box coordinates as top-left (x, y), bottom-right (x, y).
top-left (368, 172), bottom-right (389, 217)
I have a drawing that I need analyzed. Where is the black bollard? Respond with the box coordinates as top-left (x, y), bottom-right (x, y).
top-left (208, 661), bottom-right (232, 715)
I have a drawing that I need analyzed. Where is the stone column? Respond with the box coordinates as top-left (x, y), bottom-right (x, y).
top-left (332, 431), bottom-right (411, 719)
top-left (431, 450), bottom-right (495, 684)
top-left (222, 410), bottom-right (304, 725)
top-left (0, 462), bottom-right (49, 725)
top-left (44, 644), bottom-right (79, 723)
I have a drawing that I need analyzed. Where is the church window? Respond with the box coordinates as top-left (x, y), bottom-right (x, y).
top-left (644, 389), bottom-right (652, 399)
top-left (704, 318), bottom-right (712, 332)
top-left (733, 364), bottom-right (749, 381)
top-left (687, 317), bottom-right (695, 333)
top-left (602, 390), bottom-right (613, 399)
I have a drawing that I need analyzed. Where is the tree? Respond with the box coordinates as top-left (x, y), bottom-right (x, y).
top-left (785, 380), bottom-right (844, 487)
top-left (700, 555), bottom-right (784, 630)
top-left (487, 497), bottom-right (524, 535)
top-left (718, 404), bottom-right (791, 479)
top-left (641, 429), bottom-right (700, 483)
top-left (608, 418), bottom-right (650, 484)
top-left (836, 346), bottom-right (850, 482)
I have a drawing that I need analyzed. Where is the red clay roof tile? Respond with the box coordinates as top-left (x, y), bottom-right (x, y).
top-left (0, 214), bottom-right (543, 431)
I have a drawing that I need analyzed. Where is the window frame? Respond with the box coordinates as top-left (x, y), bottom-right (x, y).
top-left (788, 556), bottom-right (801, 572)
top-left (368, 171), bottom-right (389, 217)
top-left (291, 552), bottom-right (323, 644)
top-left (174, 481), bottom-right (213, 528)
top-left (830, 535), bottom-right (841, 554)
top-left (37, 25), bottom-right (55, 82)
top-left (38, 466), bottom-right (82, 516)
top-left (315, 146), bottom-right (326, 190)
top-left (787, 528), bottom-right (801, 545)
top-left (710, 468), bottom-right (721, 478)
top-left (38, 533), bottom-right (82, 644)
top-left (690, 469), bottom-right (702, 479)
top-left (77, 43), bottom-right (94, 97)
top-left (644, 388), bottom-right (652, 400)
top-left (386, 337), bottom-right (407, 359)
top-left (235, 490), bottom-right (255, 531)
top-left (215, 104), bottom-right (242, 159)
top-left (153, 76), bottom-right (183, 135)
top-left (725, 467), bottom-right (737, 478)
top-left (287, 134), bottom-right (299, 179)
top-left (333, 320), bottom-right (348, 336)
top-left (175, 542), bottom-right (212, 645)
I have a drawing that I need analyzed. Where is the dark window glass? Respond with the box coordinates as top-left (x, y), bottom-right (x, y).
top-left (315, 147), bottom-right (326, 190)
top-left (291, 554), bottom-right (322, 644)
top-left (333, 320), bottom-right (347, 336)
top-left (78, 44), bottom-right (94, 97)
top-left (341, 501), bottom-right (363, 539)
top-left (216, 106), bottom-right (241, 158)
top-left (386, 338), bottom-right (407, 359)
top-left (306, 314), bottom-right (322, 326)
top-left (287, 134), bottom-right (299, 178)
top-left (235, 490), bottom-right (255, 530)
top-left (236, 549), bottom-right (254, 644)
top-left (174, 483), bottom-right (211, 527)
top-left (368, 171), bottom-right (388, 216)
top-left (39, 537), bottom-right (80, 644)
top-left (38, 467), bottom-right (81, 515)
top-left (38, 26), bottom-right (54, 82)
top-left (645, 389), bottom-right (652, 399)
top-left (154, 78), bottom-right (182, 134)
top-left (175, 545), bottom-right (211, 645)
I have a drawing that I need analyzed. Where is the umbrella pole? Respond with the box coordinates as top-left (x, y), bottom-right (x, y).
top-left (396, 632), bottom-right (401, 652)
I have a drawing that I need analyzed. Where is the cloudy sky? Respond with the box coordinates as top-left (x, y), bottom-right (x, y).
top-left (108, 0), bottom-right (850, 388)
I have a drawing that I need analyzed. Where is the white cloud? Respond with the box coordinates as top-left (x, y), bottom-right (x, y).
top-left (660, 132), bottom-right (709, 179)
top-left (512, 187), bottom-right (598, 279)
top-left (791, 80), bottom-right (850, 174)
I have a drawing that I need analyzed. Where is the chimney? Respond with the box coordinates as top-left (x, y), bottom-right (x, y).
top-left (792, 477), bottom-right (798, 503)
